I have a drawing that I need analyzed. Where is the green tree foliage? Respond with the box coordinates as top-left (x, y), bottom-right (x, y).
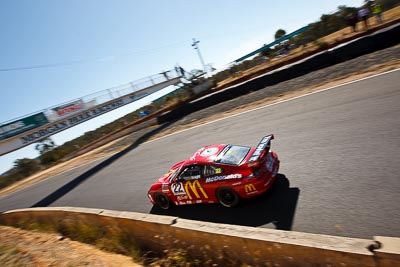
top-left (35, 138), bottom-right (58, 165)
top-left (260, 47), bottom-right (273, 57)
top-left (35, 138), bottom-right (56, 155)
top-left (0, 158), bottom-right (41, 189)
top-left (13, 158), bottom-right (40, 177)
top-left (274, 29), bottom-right (286, 40)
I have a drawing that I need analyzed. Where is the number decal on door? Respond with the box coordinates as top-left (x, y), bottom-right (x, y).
top-left (171, 183), bottom-right (186, 195)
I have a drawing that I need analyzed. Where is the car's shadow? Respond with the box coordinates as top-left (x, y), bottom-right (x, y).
top-left (150, 173), bottom-right (300, 230)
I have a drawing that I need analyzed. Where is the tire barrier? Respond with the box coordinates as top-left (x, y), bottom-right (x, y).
top-left (1, 207), bottom-right (399, 266)
top-left (157, 23), bottom-right (400, 124)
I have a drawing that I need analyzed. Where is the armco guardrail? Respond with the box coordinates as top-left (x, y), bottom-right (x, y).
top-left (157, 22), bottom-right (400, 124)
top-left (1, 207), bottom-right (399, 266)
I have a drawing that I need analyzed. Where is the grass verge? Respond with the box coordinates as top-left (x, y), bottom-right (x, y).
top-left (0, 214), bottom-right (229, 266)
top-left (0, 245), bottom-right (33, 267)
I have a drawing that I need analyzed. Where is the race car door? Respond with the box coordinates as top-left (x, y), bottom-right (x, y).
top-left (174, 165), bottom-right (212, 204)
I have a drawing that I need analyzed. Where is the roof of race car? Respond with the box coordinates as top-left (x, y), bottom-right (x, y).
top-left (186, 144), bottom-right (252, 165)
top-left (187, 144), bottom-right (226, 163)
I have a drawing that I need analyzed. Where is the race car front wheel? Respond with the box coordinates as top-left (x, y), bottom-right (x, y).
top-left (154, 192), bottom-right (171, 209)
top-left (216, 187), bottom-right (240, 208)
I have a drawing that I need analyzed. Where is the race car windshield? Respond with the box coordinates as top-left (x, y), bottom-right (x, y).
top-left (215, 145), bottom-right (250, 165)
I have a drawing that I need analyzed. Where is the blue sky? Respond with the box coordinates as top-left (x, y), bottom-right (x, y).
top-left (0, 0), bottom-right (363, 174)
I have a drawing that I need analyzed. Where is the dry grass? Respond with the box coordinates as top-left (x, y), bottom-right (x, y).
top-left (0, 216), bottom-right (217, 266)
top-left (0, 225), bottom-right (140, 267)
top-left (0, 245), bottom-right (33, 267)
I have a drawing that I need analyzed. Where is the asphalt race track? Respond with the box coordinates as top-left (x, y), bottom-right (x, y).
top-left (1, 69), bottom-right (399, 239)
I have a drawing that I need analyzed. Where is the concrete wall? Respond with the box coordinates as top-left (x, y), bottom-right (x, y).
top-left (1, 207), bottom-right (399, 266)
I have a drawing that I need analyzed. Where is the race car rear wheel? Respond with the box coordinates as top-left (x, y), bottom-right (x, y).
top-left (154, 192), bottom-right (171, 209)
top-left (216, 187), bottom-right (240, 208)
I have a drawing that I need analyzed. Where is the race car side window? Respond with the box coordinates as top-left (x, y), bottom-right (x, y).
top-left (178, 165), bottom-right (203, 181)
top-left (203, 165), bottom-right (223, 177)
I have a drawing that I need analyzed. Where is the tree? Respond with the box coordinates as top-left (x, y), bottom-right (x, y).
top-left (274, 29), bottom-right (286, 40)
top-left (13, 158), bottom-right (40, 177)
top-left (35, 138), bottom-right (59, 165)
top-left (35, 138), bottom-right (56, 155)
top-left (338, 5), bottom-right (357, 18)
top-left (261, 47), bottom-right (273, 57)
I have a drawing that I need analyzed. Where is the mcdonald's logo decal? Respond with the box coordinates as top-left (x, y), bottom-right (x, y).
top-left (185, 180), bottom-right (208, 200)
top-left (245, 183), bottom-right (257, 193)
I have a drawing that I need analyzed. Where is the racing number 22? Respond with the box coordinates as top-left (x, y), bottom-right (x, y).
top-left (172, 183), bottom-right (186, 195)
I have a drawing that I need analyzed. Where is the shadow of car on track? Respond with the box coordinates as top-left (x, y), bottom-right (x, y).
top-left (30, 121), bottom-right (177, 208)
top-left (150, 173), bottom-right (300, 230)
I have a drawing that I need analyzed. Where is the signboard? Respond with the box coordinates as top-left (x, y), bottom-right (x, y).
top-left (0, 76), bottom-right (182, 156)
top-left (52, 100), bottom-right (85, 120)
top-left (19, 98), bottom-right (126, 145)
top-left (0, 113), bottom-right (48, 141)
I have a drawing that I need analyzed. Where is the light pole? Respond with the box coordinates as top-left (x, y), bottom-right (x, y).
top-left (191, 38), bottom-right (207, 75)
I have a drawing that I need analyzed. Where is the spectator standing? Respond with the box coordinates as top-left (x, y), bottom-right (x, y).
top-left (358, 7), bottom-right (370, 30)
top-left (365, 0), bottom-right (374, 12)
top-left (373, 2), bottom-right (383, 23)
top-left (347, 12), bottom-right (359, 32)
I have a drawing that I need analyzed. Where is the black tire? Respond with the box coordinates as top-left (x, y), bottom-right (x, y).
top-left (154, 193), bottom-right (171, 210)
top-left (216, 187), bottom-right (240, 207)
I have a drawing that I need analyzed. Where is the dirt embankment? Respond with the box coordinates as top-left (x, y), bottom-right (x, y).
top-left (0, 225), bottom-right (141, 267)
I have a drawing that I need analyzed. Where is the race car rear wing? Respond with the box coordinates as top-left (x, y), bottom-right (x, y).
top-left (248, 134), bottom-right (274, 163)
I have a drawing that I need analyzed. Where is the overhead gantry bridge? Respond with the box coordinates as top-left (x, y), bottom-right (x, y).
top-left (0, 69), bottom-right (182, 156)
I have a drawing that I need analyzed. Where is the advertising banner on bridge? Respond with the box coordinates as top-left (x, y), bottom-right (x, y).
top-left (0, 76), bottom-right (181, 156)
top-left (19, 98), bottom-right (127, 145)
top-left (0, 113), bottom-right (49, 141)
top-left (51, 100), bottom-right (85, 120)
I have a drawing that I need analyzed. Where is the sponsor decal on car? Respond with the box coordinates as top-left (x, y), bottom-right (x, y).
top-left (205, 174), bottom-right (242, 183)
top-left (266, 154), bottom-right (275, 172)
top-left (185, 180), bottom-right (208, 199)
top-left (177, 195), bottom-right (189, 201)
top-left (162, 184), bottom-right (169, 193)
top-left (200, 147), bottom-right (219, 157)
top-left (245, 183), bottom-right (257, 194)
top-left (249, 135), bottom-right (272, 162)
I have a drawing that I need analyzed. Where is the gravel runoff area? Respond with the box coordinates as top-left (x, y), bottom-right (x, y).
top-left (101, 43), bottom-right (400, 152)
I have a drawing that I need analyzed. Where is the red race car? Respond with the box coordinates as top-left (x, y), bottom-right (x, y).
top-left (148, 134), bottom-right (279, 209)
